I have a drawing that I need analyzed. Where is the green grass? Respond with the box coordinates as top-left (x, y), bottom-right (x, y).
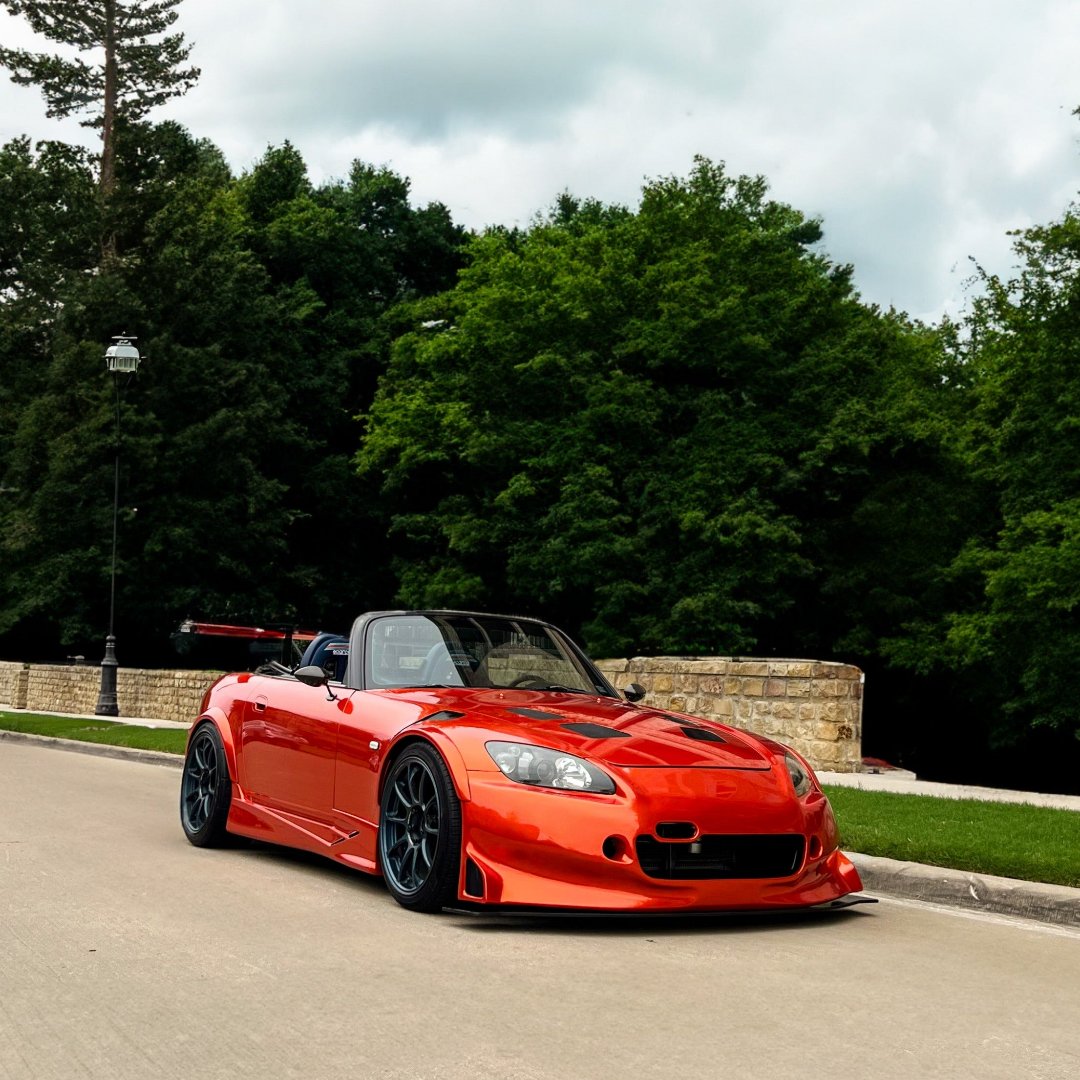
top-left (2, 711), bottom-right (1076, 887)
top-left (0, 712), bottom-right (187, 754)
top-left (825, 785), bottom-right (1080, 889)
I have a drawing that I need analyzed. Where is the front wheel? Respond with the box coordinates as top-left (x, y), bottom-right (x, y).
top-left (180, 722), bottom-right (232, 847)
top-left (378, 743), bottom-right (462, 912)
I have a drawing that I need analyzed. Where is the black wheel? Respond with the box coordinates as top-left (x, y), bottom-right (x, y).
top-left (378, 743), bottom-right (462, 912)
top-left (180, 722), bottom-right (232, 847)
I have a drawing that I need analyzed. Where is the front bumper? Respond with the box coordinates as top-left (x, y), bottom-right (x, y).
top-left (458, 766), bottom-right (864, 912)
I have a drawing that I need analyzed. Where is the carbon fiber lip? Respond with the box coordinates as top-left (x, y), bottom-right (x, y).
top-left (442, 895), bottom-right (878, 918)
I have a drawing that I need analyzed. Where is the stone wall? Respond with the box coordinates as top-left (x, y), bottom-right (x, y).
top-left (0, 661), bottom-right (28, 710)
top-left (595, 656), bottom-right (863, 773)
top-left (2, 654), bottom-right (864, 771)
top-left (1, 663), bottom-right (221, 724)
top-left (116, 669), bottom-right (221, 724)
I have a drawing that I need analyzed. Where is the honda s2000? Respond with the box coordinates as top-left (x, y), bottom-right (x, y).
top-left (180, 610), bottom-right (867, 914)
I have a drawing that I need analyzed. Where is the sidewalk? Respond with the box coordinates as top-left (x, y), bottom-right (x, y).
top-left (818, 768), bottom-right (1080, 812)
top-left (4, 712), bottom-right (1080, 928)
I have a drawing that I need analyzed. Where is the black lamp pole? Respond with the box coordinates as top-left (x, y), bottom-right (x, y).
top-left (95, 335), bottom-right (140, 717)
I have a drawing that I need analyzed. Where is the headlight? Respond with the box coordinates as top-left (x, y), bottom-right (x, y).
top-left (784, 752), bottom-right (813, 797)
top-left (486, 741), bottom-right (616, 794)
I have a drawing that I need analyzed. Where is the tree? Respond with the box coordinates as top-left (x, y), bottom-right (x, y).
top-left (0, 130), bottom-right (468, 664)
top-left (358, 159), bottom-right (959, 659)
top-left (918, 207), bottom-right (1080, 743)
top-left (0, 0), bottom-right (199, 200)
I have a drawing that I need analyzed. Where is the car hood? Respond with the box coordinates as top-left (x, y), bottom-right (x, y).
top-left (404, 689), bottom-right (773, 770)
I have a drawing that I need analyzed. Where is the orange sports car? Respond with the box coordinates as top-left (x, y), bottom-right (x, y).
top-left (180, 610), bottom-right (868, 914)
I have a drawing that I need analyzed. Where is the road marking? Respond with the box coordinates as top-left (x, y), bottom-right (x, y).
top-left (877, 895), bottom-right (1080, 939)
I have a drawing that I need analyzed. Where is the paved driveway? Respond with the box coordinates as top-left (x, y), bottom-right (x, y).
top-left (2, 742), bottom-right (1079, 1080)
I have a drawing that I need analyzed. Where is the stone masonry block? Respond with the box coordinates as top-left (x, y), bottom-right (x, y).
top-left (734, 662), bottom-right (769, 678)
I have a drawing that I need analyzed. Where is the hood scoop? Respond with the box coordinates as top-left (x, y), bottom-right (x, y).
top-left (680, 726), bottom-right (725, 743)
top-left (560, 722), bottom-right (631, 739)
top-left (508, 707), bottom-right (564, 720)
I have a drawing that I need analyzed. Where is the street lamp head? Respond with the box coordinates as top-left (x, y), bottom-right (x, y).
top-left (105, 334), bottom-right (140, 375)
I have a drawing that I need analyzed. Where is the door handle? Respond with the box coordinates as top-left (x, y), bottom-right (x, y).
top-left (254, 696), bottom-right (268, 713)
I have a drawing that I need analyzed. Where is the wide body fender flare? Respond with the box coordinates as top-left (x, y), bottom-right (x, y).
top-left (188, 708), bottom-right (239, 784)
top-left (384, 726), bottom-right (472, 804)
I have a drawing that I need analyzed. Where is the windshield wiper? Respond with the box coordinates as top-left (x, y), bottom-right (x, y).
top-left (531, 684), bottom-right (594, 694)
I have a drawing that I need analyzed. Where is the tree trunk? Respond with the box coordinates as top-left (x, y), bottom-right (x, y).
top-left (100, 0), bottom-right (118, 258)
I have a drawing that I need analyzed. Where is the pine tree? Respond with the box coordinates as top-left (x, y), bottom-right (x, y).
top-left (0, 1), bottom-right (199, 198)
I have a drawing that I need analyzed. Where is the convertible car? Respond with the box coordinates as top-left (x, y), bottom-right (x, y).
top-left (180, 609), bottom-right (868, 915)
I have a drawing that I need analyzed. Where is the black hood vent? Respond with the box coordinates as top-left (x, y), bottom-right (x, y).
top-left (560, 722), bottom-right (630, 739)
top-left (422, 710), bottom-right (465, 722)
top-left (680, 726), bottom-right (725, 743)
top-left (509, 707), bottom-right (563, 720)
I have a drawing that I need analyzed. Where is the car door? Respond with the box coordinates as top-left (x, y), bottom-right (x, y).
top-left (239, 675), bottom-right (341, 827)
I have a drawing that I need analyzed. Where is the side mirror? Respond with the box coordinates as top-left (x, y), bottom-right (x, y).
top-left (294, 665), bottom-right (330, 687)
top-left (623, 682), bottom-right (646, 703)
top-left (295, 664), bottom-right (338, 701)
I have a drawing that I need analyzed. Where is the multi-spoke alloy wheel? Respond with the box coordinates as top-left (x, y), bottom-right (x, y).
top-left (379, 744), bottom-right (462, 912)
top-left (180, 723), bottom-right (232, 847)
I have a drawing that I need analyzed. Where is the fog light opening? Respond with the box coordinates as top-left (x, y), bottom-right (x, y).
top-left (602, 836), bottom-right (627, 861)
top-left (808, 836), bottom-right (823, 860)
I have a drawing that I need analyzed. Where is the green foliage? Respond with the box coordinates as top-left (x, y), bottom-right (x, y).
top-left (825, 786), bottom-right (1080, 888)
top-left (0, 123), bottom-right (468, 662)
top-left (359, 158), bottom-right (964, 662)
top-left (0, 711), bottom-right (187, 753)
top-left (907, 208), bottom-right (1080, 740)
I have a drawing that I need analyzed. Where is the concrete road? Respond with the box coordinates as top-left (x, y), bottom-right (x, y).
top-left (2, 744), bottom-right (1079, 1080)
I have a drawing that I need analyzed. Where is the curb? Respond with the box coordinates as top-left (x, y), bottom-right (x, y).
top-left (850, 852), bottom-right (1080, 929)
top-left (0, 729), bottom-right (183, 769)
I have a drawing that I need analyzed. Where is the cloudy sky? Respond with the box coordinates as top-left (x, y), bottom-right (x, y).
top-left (2, 0), bottom-right (1079, 322)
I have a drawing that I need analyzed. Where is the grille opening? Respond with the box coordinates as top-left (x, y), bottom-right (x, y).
top-left (655, 821), bottom-right (697, 840)
top-left (636, 834), bottom-right (806, 880)
top-left (464, 857), bottom-right (485, 898)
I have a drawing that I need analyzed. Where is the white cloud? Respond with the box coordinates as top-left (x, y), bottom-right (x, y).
top-left (2, 0), bottom-right (1079, 322)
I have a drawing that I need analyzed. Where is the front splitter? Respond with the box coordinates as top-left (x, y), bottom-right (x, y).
top-left (442, 894), bottom-right (879, 918)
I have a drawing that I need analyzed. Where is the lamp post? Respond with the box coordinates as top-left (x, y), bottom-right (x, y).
top-left (95, 334), bottom-right (141, 717)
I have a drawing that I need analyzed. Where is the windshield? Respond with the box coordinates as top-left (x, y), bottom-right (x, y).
top-left (365, 613), bottom-right (612, 695)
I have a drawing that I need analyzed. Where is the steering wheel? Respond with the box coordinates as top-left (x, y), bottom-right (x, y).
top-left (508, 673), bottom-right (548, 689)
top-left (421, 643), bottom-right (465, 685)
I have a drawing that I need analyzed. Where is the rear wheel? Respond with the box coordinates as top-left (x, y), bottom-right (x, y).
top-left (180, 722), bottom-right (232, 847)
top-left (378, 743), bottom-right (462, 912)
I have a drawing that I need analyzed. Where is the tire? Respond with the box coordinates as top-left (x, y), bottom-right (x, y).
top-left (180, 722), bottom-right (232, 847)
top-left (378, 742), bottom-right (462, 912)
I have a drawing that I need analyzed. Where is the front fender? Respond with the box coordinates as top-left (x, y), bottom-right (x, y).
top-left (384, 726), bottom-right (472, 803)
top-left (189, 708), bottom-right (238, 784)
